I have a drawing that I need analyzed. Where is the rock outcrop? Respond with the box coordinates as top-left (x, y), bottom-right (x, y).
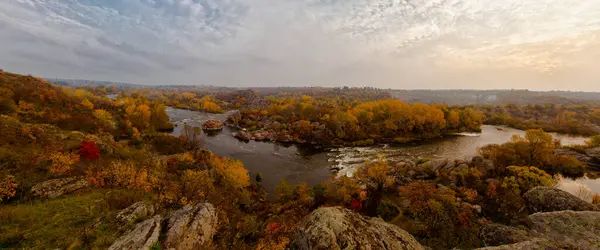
top-left (109, 215), bottom-right (162, 250)
top-left (478, 210), bottom-right (600, 249)
top-left (116, 201), bottom-right (157, 225)
top-left (477, 238), bottom-right (570, 250)
top-left (554, 147), bottom-right (600, 170)
top-left (233, 130), bottom-right (274, 142)
top-left (479, 223), bottom-right (531, 247)
top-left (528, 211), bottom-right (600, 249)
top-left (31, 177), bottom-right (90, 198)
top-left (163, 203), bottom-right (218, 250)
top-left (523, 186), bottom-right (600, 213)
top-left (290, 206), bottom-right (424, 250)
top-left (202, 120), bottom-right (224, 131)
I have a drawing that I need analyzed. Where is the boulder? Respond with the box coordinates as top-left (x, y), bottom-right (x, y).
top-left (233, 131), bottom-right (252, 141)
top-left (470, 156), bottom-right (495, 172)
top-left (527, 211), bottom-right (600, 249)
top-left (584, 147), bottom-right (600, 169)
top-left (202, 120), bottom-right (224, 131)
top-left (109, 215), bottom-right (162, 250)
top-left (455, 163), bottom-right (469, 170)
top-left (31, 177), bottom-right (90, 198)
top-left (585, 147), bottom-right (600, 158)
top-left (479, 223), bottom-right (530, 246)
top-left (290, 206), bottom-right (424, 250)
top-left (424, 159), bottom-right (448, 172)
top-left (116, 201), bottom-right (156, 225)
top-left (472, 205), bottom-right (482, 214)
top-left (164, 203), bottom-right (218, 250)
top-left (523, 186), bottom-right (600, 213)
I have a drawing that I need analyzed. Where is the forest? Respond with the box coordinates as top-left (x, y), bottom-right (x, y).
top-left (2, 70), bottom-right (600, 249)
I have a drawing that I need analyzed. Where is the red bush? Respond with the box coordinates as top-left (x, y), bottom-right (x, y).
top-left (350, 198), bottom-right (363, 210)
top-left (80, 140), bottom-right (100, 160)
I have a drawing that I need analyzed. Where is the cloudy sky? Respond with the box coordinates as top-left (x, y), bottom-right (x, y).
top-left (1, 0), bottom-right (600, 90)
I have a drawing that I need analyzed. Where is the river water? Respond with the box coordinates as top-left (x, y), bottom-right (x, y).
top-left (166, 107), bottom-right (598, 197)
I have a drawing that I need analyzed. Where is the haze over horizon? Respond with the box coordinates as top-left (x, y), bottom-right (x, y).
top-left (1, 0), bottom-right (600, 91)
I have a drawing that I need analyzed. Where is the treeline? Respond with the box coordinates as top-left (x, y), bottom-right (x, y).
top-left (234, 96), bottom-right (484, 146)
top-left (479, 103), bottom-right (600, 136)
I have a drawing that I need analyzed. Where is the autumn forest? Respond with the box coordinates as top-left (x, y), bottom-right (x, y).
top-left (2, 70), bottom-right (600, 249)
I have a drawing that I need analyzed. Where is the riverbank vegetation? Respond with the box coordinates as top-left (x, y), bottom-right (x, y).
top-left (2, 71), bottom-right (600, 249)
top-left (479, 103), bottom-right (600, 136)
top-left (231, 96), bottom-right (484, 146)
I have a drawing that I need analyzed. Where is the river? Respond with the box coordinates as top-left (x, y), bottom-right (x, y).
top-left (166, 107), bottom-right (598, 198)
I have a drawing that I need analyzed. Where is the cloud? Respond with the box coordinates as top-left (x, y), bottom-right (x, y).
top-left (1, 0), bottom-right (600, 90)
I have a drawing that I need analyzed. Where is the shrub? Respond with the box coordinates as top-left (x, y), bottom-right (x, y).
top-left (592, 194), bottom-right (600, 205)
top-left (0, 175), bottom-right (17, 202)
top-left (255, 173), bottom-right (263, 183)
top-left (398, 181), bottom-right (479, 249)
top-left (550, 155), bottom-right (586, 177)
top-left (79, 140), bottom-right (100, 160)
top-left (275, 179), bottom-right (294, 202)
top-left (586, 135), bottom-right (600, 148)
top-left (48, 151), bottom-right (80, 176)
top-left (0, 99), bottom-right (17, 115)
top-left (501, 166), bottom-right (555, 195)
top-left (149, 134), bottom-right (185, 155)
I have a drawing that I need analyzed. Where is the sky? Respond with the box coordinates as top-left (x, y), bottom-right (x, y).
top-left (1, 0), bottom-right (600, 90)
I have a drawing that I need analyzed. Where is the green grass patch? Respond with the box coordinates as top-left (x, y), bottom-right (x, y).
top-left (0, 189), bottom-right (144, 249)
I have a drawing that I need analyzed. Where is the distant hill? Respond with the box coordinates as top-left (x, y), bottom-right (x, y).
top-left (43, 77), bottom-right (600, 105)
top-left (45, 78), bottom-right (142, 89)
top-left (390, 89), bottom-right (600, 105)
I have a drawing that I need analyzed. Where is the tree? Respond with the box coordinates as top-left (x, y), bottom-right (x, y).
top-left (150, 103), bottom-right (172, 131)
top-left (210, 155), bottom-right (250, 190)
top-left (356, 161), bottom-right (394, 215)
top-left (93, 109), bottom-right (115, 130)
top-left (81, 99), bottom-right (94, 110)
top-left (447, 110), bottom-right (461, 130)
top-left (181, 123), bottom-right (204, 150)
top-left (181, 169), bottom-right (214, 203)
top-left (275, 179), bottom-right (294, 202)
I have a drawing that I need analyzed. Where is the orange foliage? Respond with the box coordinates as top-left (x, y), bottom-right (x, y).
top-left (0, 175), bottom-right (17, 202)
top-left (48, 151), bottom-right (80, 176)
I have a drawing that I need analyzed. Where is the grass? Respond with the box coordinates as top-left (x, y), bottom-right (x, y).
top-left (0, 188), bottom-right (145, 249)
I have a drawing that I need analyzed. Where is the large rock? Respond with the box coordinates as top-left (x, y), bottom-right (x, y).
top-left (290, 206), bottom-right (424, 250)
top-left (202, 120), bottom-right (224, 131)
top-left (480, 211), bottom-right (600, 249)
top-left (116, 201), bottom-right (157, 225)
top-left (528, 211), bottom-right (600, 249)
top-left (479, 223), bottom-right (531, 247)
top-left (31, 177), bottom-right (90, 198)
top-left (424, 159), bottom-right (448, 172)
top-left (233, 130), bottom-right (252, 141)
top-left (109, 215), bottom-right (162, 250)
top-left (163, 203), bottom-right (218, 250)
top-left (523, 186), bottom-right (600, 213)
top-left (476, 239), bottom-right (570, 250)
